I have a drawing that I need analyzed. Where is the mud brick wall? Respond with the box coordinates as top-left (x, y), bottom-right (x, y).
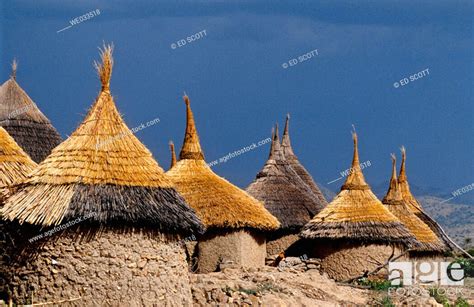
top-left (4, 228), bottom-right (193, 306)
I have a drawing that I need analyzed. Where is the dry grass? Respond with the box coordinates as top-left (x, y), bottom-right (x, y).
top-left (167, 95), bottom-right (279, 231)
top-left (1, 45), bottom-right (204, 235)
top-left (0, 127), bottom-right (37, 204)
top-left (301, 132), bottom-right (416, 245)
top-left (382, 154), bottom-right (446, 252)
top-left (0, 60), bottom-right (62, 162)
top-left (246, 124), bottom-right (325, 230)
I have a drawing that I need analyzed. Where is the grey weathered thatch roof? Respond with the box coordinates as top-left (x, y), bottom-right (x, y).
top-left (0, 60), bottom-right (62, 163)
top-left (246, 124), bottom-right (325, 230)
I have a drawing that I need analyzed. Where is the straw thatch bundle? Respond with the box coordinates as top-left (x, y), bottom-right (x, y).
top-left (0, 127), bottom-right (37, 198)
top-left (0, 60), bottom-right (62, 163)
top-left (1, 46), bottom-right (203, 235)
top-left (382, 154), bottom-right (445, 252)
top-left (398, 147), bottom-right (455, 251)
top-left (281, 114), bottom-right (327, 206)
top-left (246, 125), bottom-right (325, 230)
top-left (169, 140), bottom-right (177, 170)
top-left (301, 132), bottom-right (416, 245)
top-left (166, 95), bottom-right (279, 231)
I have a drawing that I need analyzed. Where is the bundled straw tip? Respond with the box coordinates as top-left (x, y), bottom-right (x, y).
top-left (400, 145), bottom-right (406, 155)
top-left (169, 140), bottom-right (174, 146)
top-left (390, 153), bottom-right (396, 162)
top-left (94, 43), bottom-right (114, 89)
top-left (11, 58), bottom-right (18, 78)
top-left (183, 92), bottom-right (190, 105)
top-left (286, 113), bottom-right (290, 120)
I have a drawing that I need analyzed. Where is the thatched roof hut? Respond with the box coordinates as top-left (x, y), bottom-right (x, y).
top-left (301, 133), bottom-right (415, 244)
top-left (246, 123), bottom-right (326, 256)
top-left (0, 60), bottom-right (62, 163)
top-left (166, 94), bottom-right (279, 272)
top-left (167, 95), bottom-right (278, 231)
top-left (281, 114), bottom-right (327, 206)
top-left (0, 47), bottom-right (203, 305)
top-left (0, 126), bottom-right (37, 193)
top-left (382, 154), bottom-right (445, 253)
top-left (299, 132), bottom-right (416, 281)
top-left (398, 147), bottom-right (456, 252)
top-left (247, 125), bottom-right (325, 231)
top-left (2, 49), bottom-right (201, 232)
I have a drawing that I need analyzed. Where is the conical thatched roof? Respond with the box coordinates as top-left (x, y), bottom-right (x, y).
top-left (0, 126), bottom-right (37, 192)
top-left (398, 147), bottom-right (455, 251)
top-left (281, 114), bottom-right (327, 207)
top-left (246, 125), bottom-right (325, 230)
top-left (166, 94), bottom-right (279, 231)
top-left (0, 60), bottom-right (62, 163)
top-left (300, 132), bottom-right (416, 245)
top-left (382, 154), bottom-right (445, 252)
top-left (169, 141), bottom-right (177, 170)
top-left (1, 46), bottom-right (203, 235)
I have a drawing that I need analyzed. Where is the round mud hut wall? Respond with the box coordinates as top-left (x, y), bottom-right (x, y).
top-left (197, 229), bottom-right (266, 273)
top-left (266, 231), bottom-right (300, 257)
top-left (4, 227), bottom-right (193, 306)
top-left (310, 240), bottom-right (406, 281)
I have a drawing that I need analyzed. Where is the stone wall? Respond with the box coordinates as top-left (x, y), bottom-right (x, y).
top-left (4, 228), bottom-right (193, 306)
top-left (266, 234), bottom-right (300, 256)
top-left (310, 241), bottom-right (405, 281)
top-left (197, 230), bottom-right (266, 273)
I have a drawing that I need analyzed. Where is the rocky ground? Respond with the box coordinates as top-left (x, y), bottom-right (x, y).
top-left (190, 257), bottom-right (473, 306)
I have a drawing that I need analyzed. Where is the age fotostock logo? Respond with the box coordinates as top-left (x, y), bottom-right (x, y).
top-left (388, 261), bottom-right (464, 286)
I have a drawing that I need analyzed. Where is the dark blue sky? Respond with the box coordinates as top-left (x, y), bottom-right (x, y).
top-left (1, 1), bottom-right (473, 194)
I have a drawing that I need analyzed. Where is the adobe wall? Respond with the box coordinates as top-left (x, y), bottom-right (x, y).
top-left (310, 241), bottom-right (406, 281)
top-left (197, 229), bottom-right (266, 273)
top-left (266, 234), bottom-right (300, 256)
top-left (3, 228), bottom-right (193, 306)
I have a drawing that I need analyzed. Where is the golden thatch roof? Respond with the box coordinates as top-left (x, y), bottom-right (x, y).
top-left (246, 124), bottom-right (325, 230)
top-left (300, 132), bottom-right (416, 245)
top-left (397, 146), bottom-right (455, 251)
top-left (0, 60), bottom-right (62, 163)
top-left (1, 46), bottom-right (203, 235)
top-left (382, 154), bottom-right (445, 252)
top-left (0, 126), bottom-right (37, 190)
top-left (166, 95), bottom-right (279, 231)
top-left (281, 114), bottom-right (327, 206)
top-left (398, 146), bottom-right (423, 211)
top-left (169, 141), bottom-right (177, 170)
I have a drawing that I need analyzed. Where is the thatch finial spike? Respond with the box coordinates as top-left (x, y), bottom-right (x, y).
top-left (94, 43), bottom-right (114, 91)
top-left (351, 130), bottom-right (359, 167)
top-left (283, 114), bottom-right (290, 136)
top-left (179, 94), bottom-right (204, 160)
top-left (390, 153), bottom-right (397, 181)
top-left (399, 146), bottom-right (407, 181)
top-left (169, 141), bottom-right (177, 169)
top-left (11, 59), bottom-right (18, 79)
